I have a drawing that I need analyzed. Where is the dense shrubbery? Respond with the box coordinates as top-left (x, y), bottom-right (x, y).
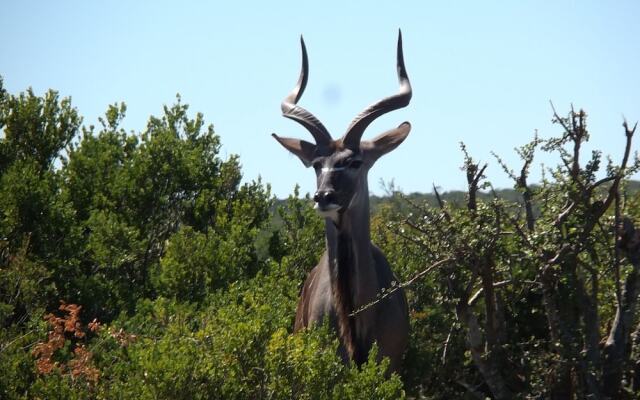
top-left (372, 112), bottom-right (640, 398)
top-left (1, 79), bottom-right (639, 399)
top-left (0, 80), bottom-right (404, 400)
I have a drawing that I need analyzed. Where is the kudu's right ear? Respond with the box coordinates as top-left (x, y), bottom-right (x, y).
top-left (364, 122), bottom-right (411, 161)
top-left (272, 133), bottom-right (317, 167)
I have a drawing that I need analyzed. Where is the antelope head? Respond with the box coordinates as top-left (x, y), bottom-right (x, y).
top-left (272, 31), bottom-right (412, 221)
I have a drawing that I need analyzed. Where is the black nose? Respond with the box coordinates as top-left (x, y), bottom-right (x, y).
top-left (314, 190), bottom-right (337, 206)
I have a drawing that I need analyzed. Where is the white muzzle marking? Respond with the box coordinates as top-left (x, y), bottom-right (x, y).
top-left (315, 202), bottom-right (341, 222)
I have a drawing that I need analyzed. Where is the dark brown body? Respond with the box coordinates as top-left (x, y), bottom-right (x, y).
top-left (294, 236), bottom-right (409, 371)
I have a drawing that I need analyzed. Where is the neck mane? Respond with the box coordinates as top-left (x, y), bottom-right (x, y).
top-left (325, 187), bottom-right (378, 363)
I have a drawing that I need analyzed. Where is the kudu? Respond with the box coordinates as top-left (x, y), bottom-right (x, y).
top-left (272, 32), bottom-right (411, 372)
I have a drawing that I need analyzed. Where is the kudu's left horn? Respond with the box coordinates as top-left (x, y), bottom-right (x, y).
top-left (280, 36), bottom-right (332, 145)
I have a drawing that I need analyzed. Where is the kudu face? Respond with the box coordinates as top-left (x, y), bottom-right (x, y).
top-left (272, 31), bottom-right (412, 219)
top-left (310, 145), bottom-right (362, 219)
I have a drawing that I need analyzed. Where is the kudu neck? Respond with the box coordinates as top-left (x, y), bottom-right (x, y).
top-left (323, 182), bottom-right (378, 363)
top-left (323, 181), bottom-right (377, 295)
top-left (325, 185), bottom-right (371, 243)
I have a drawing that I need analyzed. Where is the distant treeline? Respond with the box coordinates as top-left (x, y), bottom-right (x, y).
top-left (371, 179), bottom-right (640, 211)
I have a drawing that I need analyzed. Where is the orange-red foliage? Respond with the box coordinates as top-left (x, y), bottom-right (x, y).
top-left (32, 301), bottom-right (100, 385)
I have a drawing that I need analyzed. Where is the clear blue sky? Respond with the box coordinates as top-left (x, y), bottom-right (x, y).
top-left (2, 1), bottom-right (639, 198)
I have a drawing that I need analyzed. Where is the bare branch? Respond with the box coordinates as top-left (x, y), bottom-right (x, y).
top-left (467, 280), bottom-right (512, 307)
top-left (467, 162), bottom-right (487, 213)
top-left (602, 216), bottom-right (640, 397)
top-left (441, 323), bottom-right (456, 365)
top-left (613, 191), bottom-right (622, 306)
top-left (433, 183), bottom-right (445, 209)
top-left (580, 119), bottom-right (636, 241)
top-left (588, 175), bottom-right (616, 193)
top-left (550, 101), bottom-right (573, 139)
top-left (350, 258), bottom-right (454, 316)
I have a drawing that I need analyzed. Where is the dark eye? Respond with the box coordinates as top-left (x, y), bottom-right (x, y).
top-left (312, 161), bottom-right (323, 171)
top-left (348, 159), bottom-right (363, 169)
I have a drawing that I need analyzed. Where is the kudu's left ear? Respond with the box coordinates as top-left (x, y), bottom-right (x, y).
top-left (271, 133), bottom-right (317, 167)
top-left (363, 122), bottom-right (411, 161)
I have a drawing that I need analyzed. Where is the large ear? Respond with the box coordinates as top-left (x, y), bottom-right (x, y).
top-left (363, 122), bottom-right (411, 161)
top-left (271, 133), bottom-right (317, 167)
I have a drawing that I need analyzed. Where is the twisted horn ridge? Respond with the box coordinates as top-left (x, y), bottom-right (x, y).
top-left (281, 36), bottom-right (332, 145)
top-left (342, 30), bottom-right (412, 148)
